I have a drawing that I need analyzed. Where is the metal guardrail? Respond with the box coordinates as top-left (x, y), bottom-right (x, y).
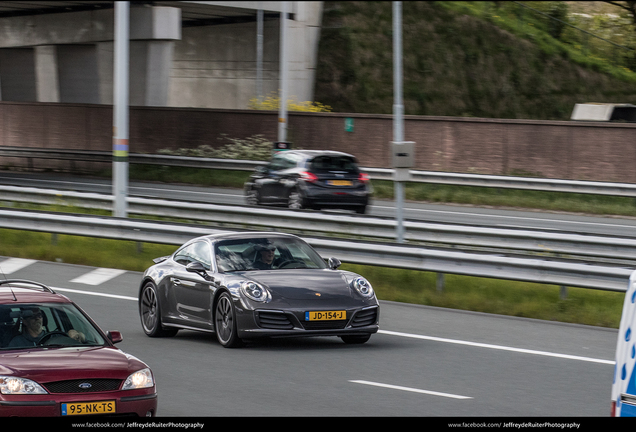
top-left (0, 208), bottom-right (631, 293)
top-left (2, 185), bottom-right (636, 263)
top-left (3, 146), bottom-right (636, 197)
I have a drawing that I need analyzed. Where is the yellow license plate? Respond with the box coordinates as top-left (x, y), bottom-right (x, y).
top-left (305, 310), bottom-right (346, 321)
top-left (328, 180), bottom-right (352, 186)
top-left (62, 400), bottom-right (116, 416)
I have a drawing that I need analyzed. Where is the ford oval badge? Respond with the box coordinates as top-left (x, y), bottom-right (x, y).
top-left (79, 382), bottom-right (92, 389)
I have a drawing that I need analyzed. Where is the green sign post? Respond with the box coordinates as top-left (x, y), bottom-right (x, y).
top-left (344, 118), bottom-right (354, 132)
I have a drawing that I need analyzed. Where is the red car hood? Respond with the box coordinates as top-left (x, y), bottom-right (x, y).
top-left (0, 346), bottom-right (147, 383)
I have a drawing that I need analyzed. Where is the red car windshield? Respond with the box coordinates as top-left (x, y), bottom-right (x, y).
top-left (0, 303), bottom-right (106, 350)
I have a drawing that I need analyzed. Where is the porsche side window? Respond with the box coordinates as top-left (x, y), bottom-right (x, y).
top-left (190, 241), bottom-right (212, 270)
top-left (174, 242), bottom-right (211, 270)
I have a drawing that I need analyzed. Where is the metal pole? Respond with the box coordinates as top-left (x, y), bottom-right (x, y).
top-left (113, 1), bottom-right (129, 218)
top-left (393, 1), bottom-right (405, 242)
top-left (257, 5), bottom-right (264, 103)
top-left (278, 1), bottom-right (288, 145)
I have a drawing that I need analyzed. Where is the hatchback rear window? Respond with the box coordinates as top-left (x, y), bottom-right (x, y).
top-left (309, 156), bottom-right (359, 172)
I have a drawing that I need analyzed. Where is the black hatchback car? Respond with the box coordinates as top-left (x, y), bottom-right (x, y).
top-left (244, 150), bottom-right (372, 214)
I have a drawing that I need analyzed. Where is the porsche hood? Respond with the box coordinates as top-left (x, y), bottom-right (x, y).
top-left (241, 269), bottom-right (356, 300)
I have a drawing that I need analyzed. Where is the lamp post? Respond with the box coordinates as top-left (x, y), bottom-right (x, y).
top-left (113, 1), bottom-right (129, 218)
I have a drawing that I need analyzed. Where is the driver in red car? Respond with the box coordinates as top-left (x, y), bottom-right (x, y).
top-left (8, 307), bottom-right (85, 347)
top-left (8, 307), bottom-right (45, 347)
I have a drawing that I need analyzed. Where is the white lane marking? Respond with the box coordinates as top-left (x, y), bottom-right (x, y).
top-left (0, 258), bottom-right (37, 274)
top-left (349, 380), bottom-right (472, 399)
top-left (50, 286), bottom-right (616, 365)
top-left (53, 286), bottom-right (137, 301)
top-left (70, 268), bottom-right (127, 286)
top-left (379, 330), bottom-right (615, 365)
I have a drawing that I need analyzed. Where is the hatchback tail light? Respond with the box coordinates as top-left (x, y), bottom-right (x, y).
top-left (358, 173), bottom-right (370, 183)
top-left (300, 171), bottom-right (318, 183)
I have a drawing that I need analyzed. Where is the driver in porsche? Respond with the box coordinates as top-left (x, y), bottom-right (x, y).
top-left (253, 243), bottom-right (277, 270)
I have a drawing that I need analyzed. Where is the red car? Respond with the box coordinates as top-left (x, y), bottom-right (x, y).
top-left (0, 279), bottom-right (157, 417)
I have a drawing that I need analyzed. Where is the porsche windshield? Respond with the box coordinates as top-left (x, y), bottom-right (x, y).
top-left (0, 303), bottom-right (106, 350)
top-left (215, 237), bottom-right (328, 272)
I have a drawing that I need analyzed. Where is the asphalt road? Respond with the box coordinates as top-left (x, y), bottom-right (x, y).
top-left (0, 257), bottom-right (617, 417)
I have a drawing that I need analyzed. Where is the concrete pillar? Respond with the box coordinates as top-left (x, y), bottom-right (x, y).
top-left (0, 48), bottom-right (36, 101)
top-left (130, 40), bottom-right (175, 107)
top-left (57, 45), bottom-right (100, 104)
top-left (127, 6), bottom-right (180, 107)
top-left (34, 45), bottom-right (60, 102)
top-left (96, 41), bottom-right (114, 105)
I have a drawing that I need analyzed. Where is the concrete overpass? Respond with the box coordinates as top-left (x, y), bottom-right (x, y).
top-left (0, 1), bottom-right (323, 108)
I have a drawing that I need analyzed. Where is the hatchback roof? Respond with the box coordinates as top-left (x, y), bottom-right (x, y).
top-left (281, 150), bottom-right (357, 159)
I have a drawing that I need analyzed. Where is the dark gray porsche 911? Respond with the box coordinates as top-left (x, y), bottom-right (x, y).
top-left (138, 232), bottom-right (379, 348)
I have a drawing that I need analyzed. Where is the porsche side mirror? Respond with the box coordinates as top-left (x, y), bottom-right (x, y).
top-left (186, 262), bottom-right (215, 282)
top-left (328, 257), bottom-right (341, 270)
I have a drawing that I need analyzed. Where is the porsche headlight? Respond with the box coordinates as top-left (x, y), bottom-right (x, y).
top-left (352, 277), bottom-right (375, 298)
top-left (0, 376), bottom-right (48, 395)
top-left (122, 368), bottom-right (154, 390)
top-left (240, 281), bottom-right (271, 303)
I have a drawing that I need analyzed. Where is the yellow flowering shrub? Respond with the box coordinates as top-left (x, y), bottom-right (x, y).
top-left (249, 92), bottom-right (332, 112)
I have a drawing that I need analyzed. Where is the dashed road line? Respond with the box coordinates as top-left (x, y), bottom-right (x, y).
top-left (70, 268), bottom-right (127, 286)
top-left (0, 258), bottom-right (37, 274)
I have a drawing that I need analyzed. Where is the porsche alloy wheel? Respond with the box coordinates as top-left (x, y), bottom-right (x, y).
top-left (140, 282), bottom-right (178, 338)
top-left (214, 292), bottom-right (243, 348)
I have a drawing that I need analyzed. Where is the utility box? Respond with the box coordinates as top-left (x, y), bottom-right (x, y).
top-left (391, 141), bottom-right (415, 168)
top-left (391, 141), bottom-right (415, 182)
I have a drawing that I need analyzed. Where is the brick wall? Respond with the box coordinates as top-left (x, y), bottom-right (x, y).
top-left (1, 101), bottom-right (635, 183)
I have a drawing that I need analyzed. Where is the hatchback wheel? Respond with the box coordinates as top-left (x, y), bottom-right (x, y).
top-left (245, 188), bottom-right (260, 206)
top-left (140, 282), bottom-right (178, 337)
top-left (288, 189), bottom-right (304, 210)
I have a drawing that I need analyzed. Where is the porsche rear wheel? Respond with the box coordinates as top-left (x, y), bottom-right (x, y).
top-left (214, 292), bottom-right (243, 348)
top-left (140, 282), bottom-right (178, 337)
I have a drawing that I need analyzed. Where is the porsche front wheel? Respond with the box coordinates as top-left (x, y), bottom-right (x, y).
top-left (214, 292), bottom-right (243, 348)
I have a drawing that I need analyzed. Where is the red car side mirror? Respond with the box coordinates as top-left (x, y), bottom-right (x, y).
top-left (107, 331), bottom-right (123, 344)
